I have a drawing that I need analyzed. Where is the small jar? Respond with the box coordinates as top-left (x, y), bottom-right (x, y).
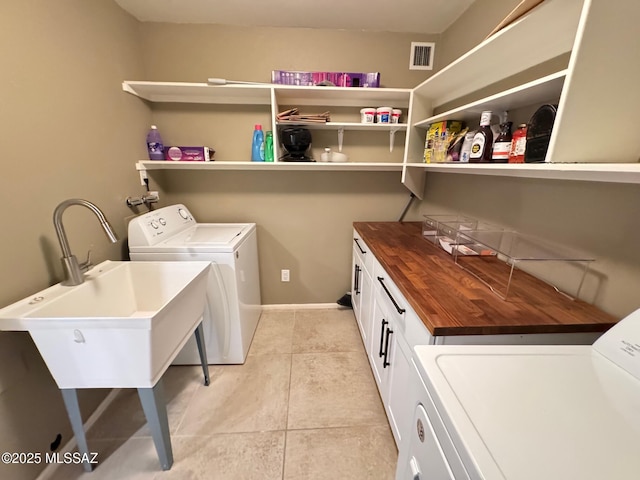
top-left (376, 107), bottom-right (393, 123)
top-left (360, 108), bottom-right (376, 123)
top-left (391, 109), bottom-right (402, 124)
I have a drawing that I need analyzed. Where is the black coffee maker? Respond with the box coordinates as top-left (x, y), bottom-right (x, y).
top-left (280, 127), bottom-right (313, 162)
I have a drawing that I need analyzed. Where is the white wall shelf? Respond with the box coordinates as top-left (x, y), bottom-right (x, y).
top-left (122, 81), bottom-right (273, 105)
top-left (405, 162), bottom-right (640, 184)
top-left (414, 71), bottom-right (566, 128)
top-left (123, 81), bottom-right (411, 108)
top-left (273, 85), bottom-right (411, 108)
top-left (136, 161), bottom-right (403, 172)
top-left (403, 0), bottom-right (640, 197)
top-left (276, 122), bottom-right (407, 132)
top-left (412, 0), bottom-right (583, 108)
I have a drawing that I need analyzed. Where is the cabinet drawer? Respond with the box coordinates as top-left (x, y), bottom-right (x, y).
top-left (353, 229), bottom-right (374, 274)
top-left (374, 263), bottom-right (408, 334)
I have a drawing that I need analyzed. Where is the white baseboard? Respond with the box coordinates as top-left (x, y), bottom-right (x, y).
top-left (37, 388), bottom-right (122, 480)
top-left (261, 303), bottom-right (349, 310)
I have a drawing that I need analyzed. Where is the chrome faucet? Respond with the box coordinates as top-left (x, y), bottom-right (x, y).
top-left (53, 199), bottom-right (118, 286)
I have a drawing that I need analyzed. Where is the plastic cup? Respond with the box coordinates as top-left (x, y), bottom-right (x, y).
top-left (360, 108), bottom-right (376, 123)
top-left (376, 107), bottom-right (393, 123)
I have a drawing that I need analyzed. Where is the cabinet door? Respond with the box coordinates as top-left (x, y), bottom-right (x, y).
top-left (351, 246), bottom-right (364, 334)
top-left (386, 332), bottom-right (413, 448)
top-left (369, 301), bottom-right (392, 398)
top-left (360, 269), bottom-right (374, 356)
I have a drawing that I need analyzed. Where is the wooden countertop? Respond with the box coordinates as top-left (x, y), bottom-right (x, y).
top-left (354, 222), bottom-right (618, 336)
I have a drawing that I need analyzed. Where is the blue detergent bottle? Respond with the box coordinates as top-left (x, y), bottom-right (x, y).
top-left (251, 124), bottom-right (265, 161)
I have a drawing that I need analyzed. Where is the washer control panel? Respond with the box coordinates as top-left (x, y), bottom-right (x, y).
top-left (128, 204), bottom-right (196, 246)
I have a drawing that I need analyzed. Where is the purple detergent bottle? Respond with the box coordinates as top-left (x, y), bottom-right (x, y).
top-left (146, 125), bottom-right (165, 160)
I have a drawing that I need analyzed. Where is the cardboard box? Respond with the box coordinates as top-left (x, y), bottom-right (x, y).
top-left (423, 121), bottom-right (464, 163)
top-left (163, 146), bottom-right (214, 162)
top-left (271, 70), bottom-right (380, 88)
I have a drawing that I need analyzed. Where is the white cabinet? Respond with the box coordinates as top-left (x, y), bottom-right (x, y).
top-left (385, 326), bottom-right (413, 447)
top-left (369, 301), bottom-right (392, 394)
top-left (351, 237), bottom-right (435, 449)
top-left (352, 231), bottom-right (375, 355)
top-left (402, 0), bottom-right (640, 194)
top-left (369, 262), bottom-right (429, 448)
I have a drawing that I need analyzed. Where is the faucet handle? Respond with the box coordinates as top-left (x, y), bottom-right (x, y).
top-left (79, 250), bottom-right (92, 272)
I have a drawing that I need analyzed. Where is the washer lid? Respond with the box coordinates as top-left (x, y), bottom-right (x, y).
top-left (164, 224), bottom-right (250, 245)
top-left (414, 345), bottom-right (640, 480)
top-left (130, 223), bottom-right (255, 253)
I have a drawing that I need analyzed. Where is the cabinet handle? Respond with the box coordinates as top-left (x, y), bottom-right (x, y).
top-left (377, 276), bottom-right (406, 314)
top-left (354, 264), bottom-right (361, 295)
top-left (378, 319), bottom-right (388, 358)
top-left (383, 327), bottom-right (393, 368)
top-left (354, 238), bottom-right (366, 255)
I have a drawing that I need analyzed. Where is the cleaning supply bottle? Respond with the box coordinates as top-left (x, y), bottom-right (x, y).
top-left (251, 124), bottom-right (265, 161)
top-left (264, 131), bottom-right (274, 162)
top-left (146, 125), bottom-right (165, 160)
top-left (491, 121), bottom-right (513, 163)
top-left (469, 111), bottom-right (493, 163)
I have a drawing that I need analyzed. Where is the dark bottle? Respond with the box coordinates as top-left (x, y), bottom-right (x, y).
top-left (469, 111), bottom-right (493, 163)
top-left (491, 121), bottom-right (513, 163)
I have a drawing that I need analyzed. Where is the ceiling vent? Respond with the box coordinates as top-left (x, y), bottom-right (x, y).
top-left (410, 42), bottom-right (435, 70)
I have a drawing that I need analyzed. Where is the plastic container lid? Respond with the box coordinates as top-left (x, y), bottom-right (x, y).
top-left (254, 124), bottom-right (262, 130)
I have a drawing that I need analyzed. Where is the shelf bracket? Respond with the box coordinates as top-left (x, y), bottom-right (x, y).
top-left (136, 162), bottom-right (149, 186)
top-left (337, 128), bottom-right (344, 152)
top-left (389, 128), bottom-right (400, 153)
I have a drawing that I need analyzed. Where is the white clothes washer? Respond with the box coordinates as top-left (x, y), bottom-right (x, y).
top-left (128, 204), bottom-right (261, 364)
top-left (397, 309), bottom-right (640, 480)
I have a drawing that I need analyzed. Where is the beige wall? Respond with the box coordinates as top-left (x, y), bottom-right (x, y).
top-left (138, 24), bottom-right (438, 305)
top-left (139, 23), bottom-right (437, 88)
top-left (0, 1), bottom-right (148, 478)
top-left (405, 0), bottom-right (640, 319)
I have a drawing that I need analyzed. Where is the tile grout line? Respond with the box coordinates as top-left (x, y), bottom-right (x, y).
top-left (172, 372), bottom-right (205, 435)
top-left (281, 308), bottom-right (298, 480)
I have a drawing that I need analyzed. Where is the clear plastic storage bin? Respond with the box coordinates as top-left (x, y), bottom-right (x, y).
top-left (422, 214), bottom-right (476, 245)
top-left (436, 219), bottom-right (503, 255)
top-left (452, 230), bottom-right (594, 300)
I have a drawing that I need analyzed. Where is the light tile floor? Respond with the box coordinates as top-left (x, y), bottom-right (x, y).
top-left (49, 308), bottom-right (397, 479)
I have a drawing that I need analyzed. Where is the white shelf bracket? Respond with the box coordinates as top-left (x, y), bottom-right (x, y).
top-left (390, 128), bottom-right (399, 153)
top-left (337, 128), bottom-right (344, 152)
top-left (136, 162), bottom-right (149, 186)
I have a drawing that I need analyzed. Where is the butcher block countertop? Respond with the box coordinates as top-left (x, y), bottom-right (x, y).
top-left (354, 222), bottom-right (618, 337)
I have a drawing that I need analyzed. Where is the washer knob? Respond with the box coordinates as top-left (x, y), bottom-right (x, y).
top-left (150, 221), bottom-right (159, 229)
top-left (159, 218), bottom-right (166, 226)
top-left (178, 208), bottom-right (189, 219)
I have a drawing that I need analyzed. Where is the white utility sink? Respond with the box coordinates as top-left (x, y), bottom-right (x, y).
top-left (0, 260), bottom-right (211, 389)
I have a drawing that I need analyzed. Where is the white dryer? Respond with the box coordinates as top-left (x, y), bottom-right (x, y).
top-left (128, 204), bottom-right (261, 364)
top-left (397, 309), bottom-right (640, 479)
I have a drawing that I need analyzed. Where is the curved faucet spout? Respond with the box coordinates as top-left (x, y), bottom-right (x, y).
top-left (53, 199), bottom-right (118, 285)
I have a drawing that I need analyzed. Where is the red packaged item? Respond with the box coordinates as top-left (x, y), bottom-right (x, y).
top-left (508, 124), bottom-right (527, 163)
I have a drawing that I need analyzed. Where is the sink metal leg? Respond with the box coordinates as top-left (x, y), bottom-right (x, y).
top-left (60, 389), bottom-right (93, 472)
top-left (137, 380), bottom-right (173, 471)
top-left (194, 321), bottom-right (210, 386)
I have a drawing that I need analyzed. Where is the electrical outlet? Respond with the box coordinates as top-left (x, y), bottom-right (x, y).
top-left (281, 269), bottom-right (290, 282)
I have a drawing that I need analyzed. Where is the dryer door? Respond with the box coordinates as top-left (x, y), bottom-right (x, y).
top-left (400, 404), bottom-right (456, 480)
